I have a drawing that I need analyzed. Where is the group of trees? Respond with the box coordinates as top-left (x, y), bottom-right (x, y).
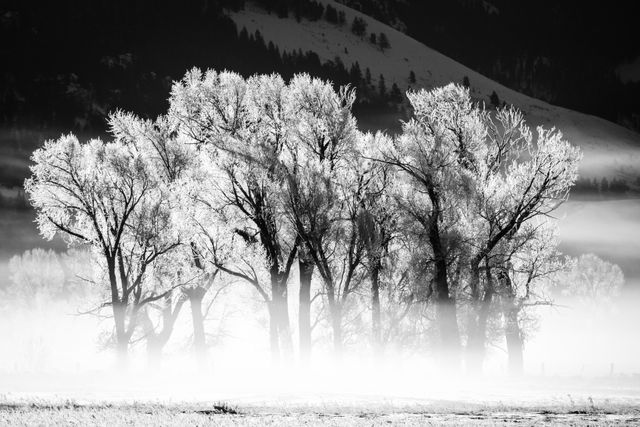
top-left (255, 0), bottom-right (325, 21)
top-left (5, 248), bottom-right (93, 305)
top-left (351, 15), bottom-right (390, 50)
top-left (369, 32), bottom-right (391, 51)
top-left (26, 70), bottom-right (582, 374)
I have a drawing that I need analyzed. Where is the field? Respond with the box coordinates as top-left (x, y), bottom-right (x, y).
top-left (1, 369), bottom-right (639, 426)
top-left (1, 398), bottom-right (640, 425)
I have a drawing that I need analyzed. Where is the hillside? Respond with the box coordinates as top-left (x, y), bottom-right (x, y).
top-left (230, 1), bottom-right (640, 179)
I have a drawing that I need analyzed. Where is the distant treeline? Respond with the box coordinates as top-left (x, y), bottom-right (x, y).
top-left (0, 0), bottom-right (399, 136)
top-left (0, 189), bottom-right (29, 210)
top-left (571, 176), bottom-right (634, 198)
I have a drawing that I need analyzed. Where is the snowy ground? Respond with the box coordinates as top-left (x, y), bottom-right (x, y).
top-left (1, 370), bottom-right (640, 426)
top-left (2, 400), bottom-right (640, 426)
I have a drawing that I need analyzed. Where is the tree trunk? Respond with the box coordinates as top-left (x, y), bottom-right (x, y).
top-left (500, 269), bottom-right (524, 377)
top-left (141, 310), bottom-right (162, 364)
top-left (371, 260), bottom-right (382, 358)
top-left (504, 302), bottom-right (524, 376)
top-left (433, 257), bottom-right (460, 367)
top-left (465, 264), bottom-right (481, 374)
top-left (112, 301), bottom-right (129, 368)
top-left (141, 294), bottom-right (186, 365)
top-left (329, 299), bottom-right (343, 357)
top-left (268, 301), bottom-right (280, 364)
top-left (277, 290), bottom-right (293, 355)
top-left (108, 258), bottom-right (128, 368)
top-left (323, 277), bottom-right (344, 358)
top-left (298, 257), bottom-right (314, 363)
top-left (427, 211), bottom-right (460, 366)
top-left (466, 264), bottom-right (493, 375)
top-left (187, 287), bottom-right (207, 364)
top-left (271, 274), bottom-right (292, 361)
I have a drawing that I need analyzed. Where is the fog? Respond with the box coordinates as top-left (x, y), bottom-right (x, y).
top-left (1, 179), bottom-right (639, 409)
top-left (557, 198), bottom-right (640, 281)
top-left (1, 203), bottom-right (639, 407)
top-left (1, 259), bottom-right (638, 407)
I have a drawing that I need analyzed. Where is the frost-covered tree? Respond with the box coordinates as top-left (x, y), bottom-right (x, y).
top-left (378, 84), bottom-right (580, 369)
top-left (463, 106), bottom-right (580, 373)
top-left (486, 224), bottom-right (565, 376)
top-left (108, 111), bottom-right (215, 361)
top-left (6, 248), bottom-right (93, 306)
top-left (26, 135), bottom-right (182, 363)
top-left (355, 132), bottom-right (401, 356)
top-left (168, 69), bottom-right (300, 362)
top-left (378, 84), bottom-right (485, 363)
top-left (551, 253), bottom-right (624, 307)
top-left (281, 74), bottom-right (366, 356)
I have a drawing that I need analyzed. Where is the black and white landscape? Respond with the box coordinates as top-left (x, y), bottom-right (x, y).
top-left (1, 1), bottom-right (639, 425)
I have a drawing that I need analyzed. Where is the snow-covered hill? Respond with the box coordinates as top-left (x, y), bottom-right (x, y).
top-left (229, 1), bottom-right (640, 178)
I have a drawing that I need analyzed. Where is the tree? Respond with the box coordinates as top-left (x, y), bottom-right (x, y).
top-left (139, 282), bottom-right (187, 361)
top-left (609, 177), bottom-right (629, 194)
top-left (283, 74), bottom-right (364, 356)
top-left (376, 241), bottom-right (419, 352)
top-left (462, 76), bottom-right (470, 88)
top-left (369, 33), bottom-right (377, 45)
top-left (390, 83), bottom-right (402, 102)
top-left (409, 70), bottom-right (416, 84)
top-left (373, 84), bottom-right (580, 372)
top-left (26, 135), bottom-right (182, 365)
top-left (463, 106), bottom-right (580, 374)
top-left (351, 17), bottom-right (367, 37)
top-left (378, 84), bottom-right (484, 365)
top-left (378, 74), bottom-right (386, 98)
top-left (488, 224), bottom-right (564, 376)
top-left (168, 69), bottom-right (299, 363)
top-left (355, 132), bottom-right (399, 357)
top-left (297, 244), bottom-right (315, 363)
top-left (108, 111), bottom-right (218, 362)
top-left (349, 62), bottom-right (363, 88)
top-left (551, 253), bottom-right (624, 307)
top-left (324, 4), bottom-right (338, 24)
top-left (378, 32), bottom-right (390, 50)
top-left (6, 248), bottom-right (93, 305)
top-left (338, 10), bottom-right (346, 26)
top-left (490, 90), bottom-right (500, 109)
